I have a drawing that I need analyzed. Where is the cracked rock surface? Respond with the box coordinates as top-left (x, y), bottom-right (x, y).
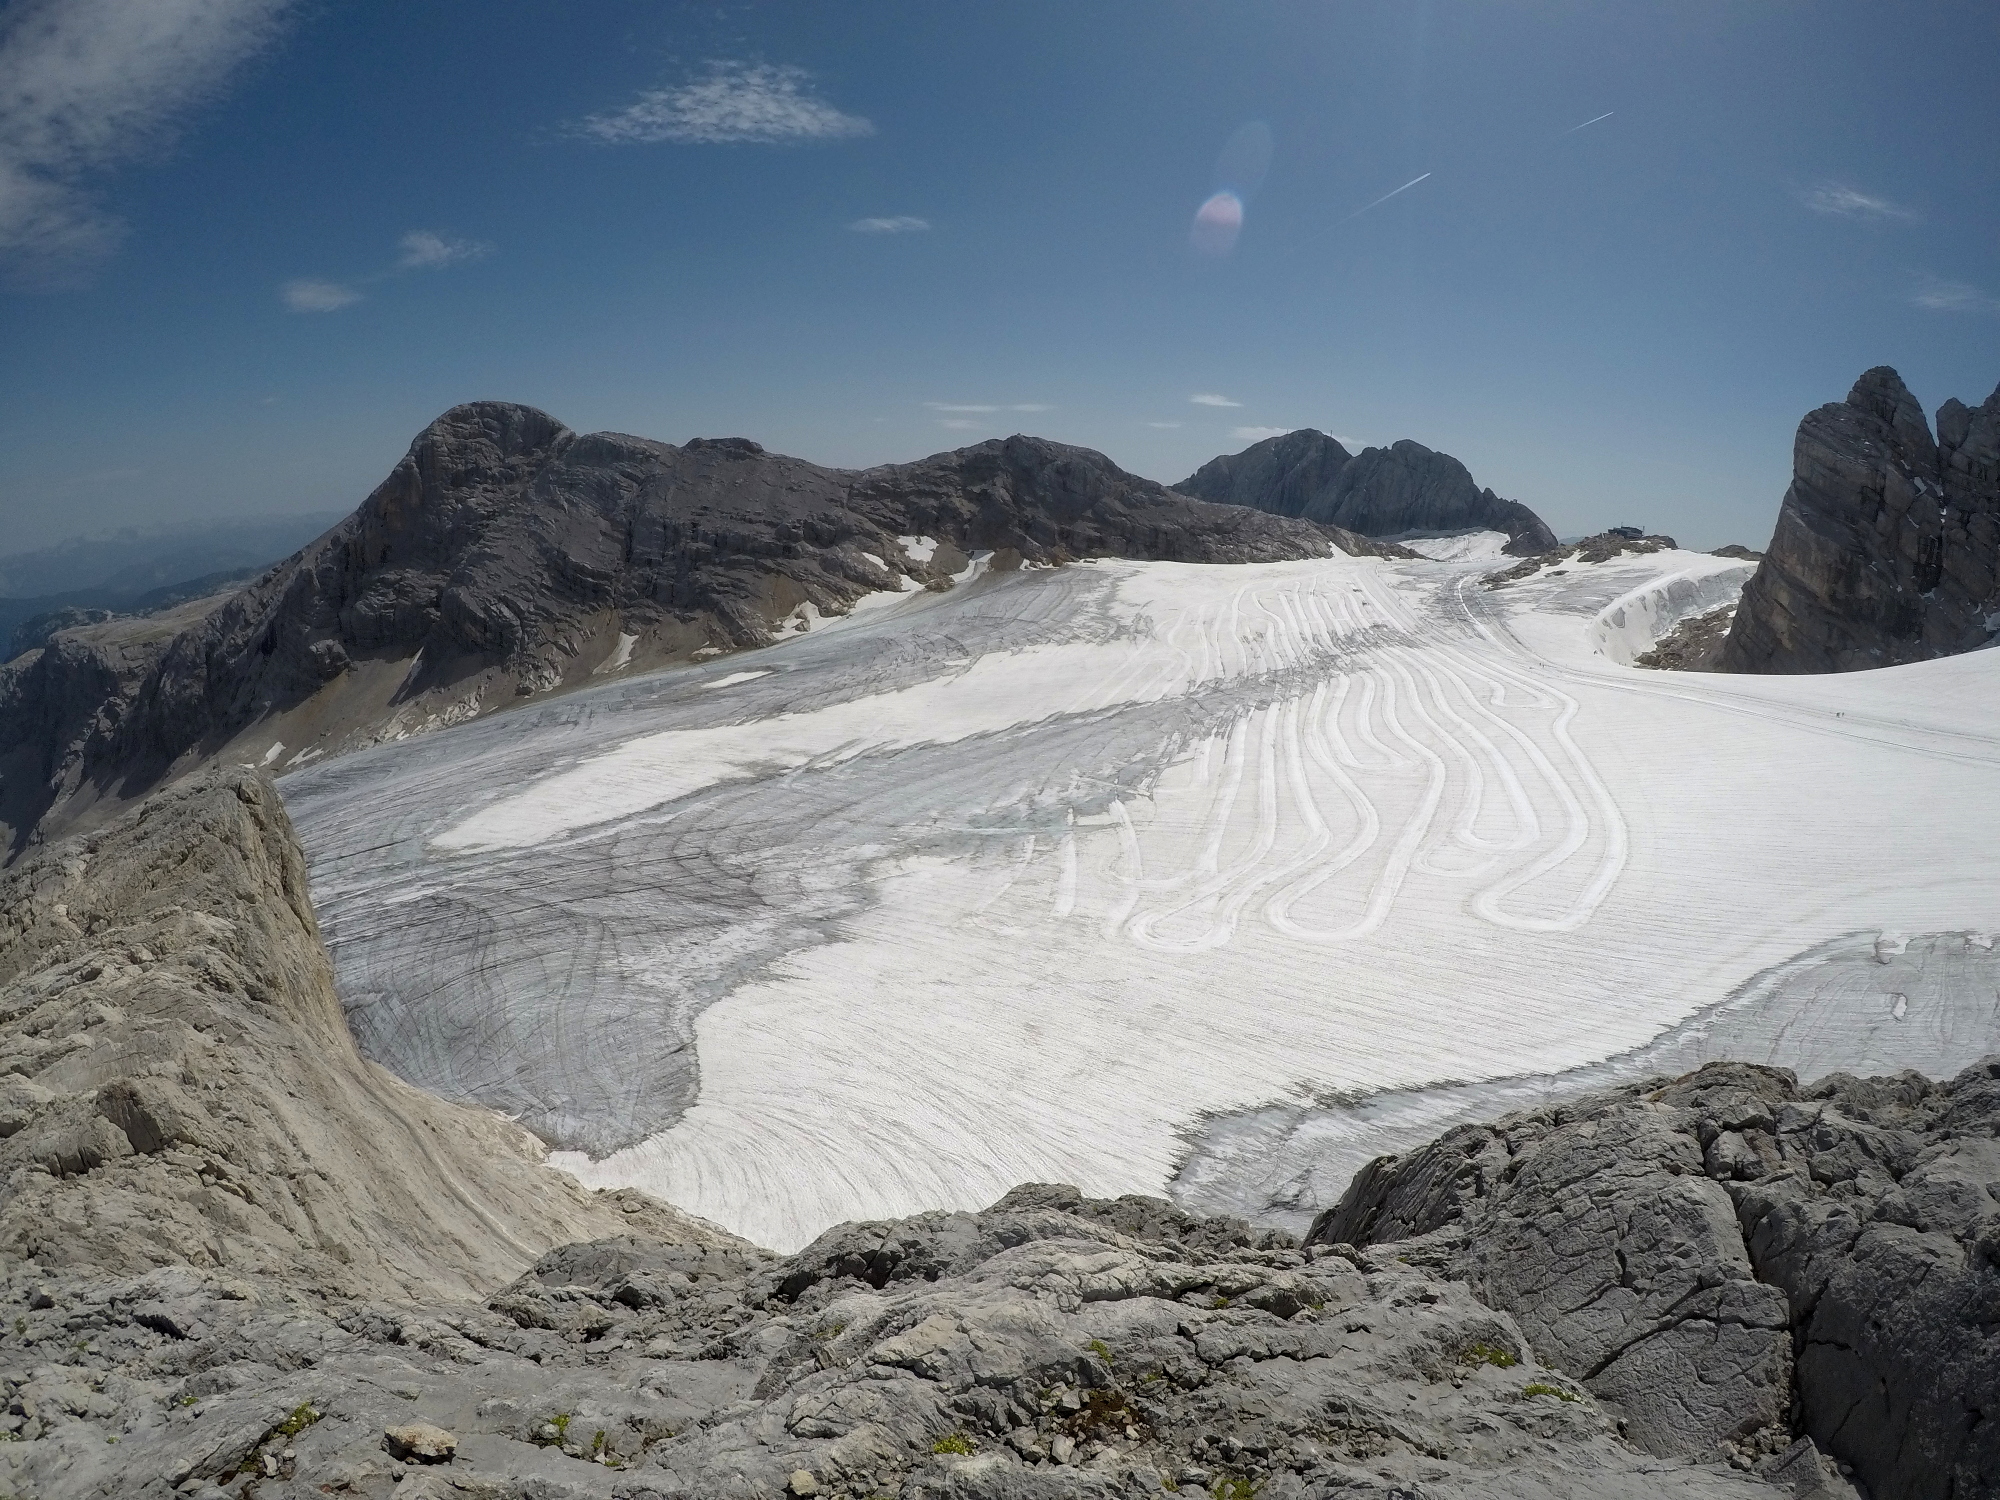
top-left (2, 1183), bottom-right (1791, 1500)
top-left (1311, 1059), bottom-right (2000, 1499)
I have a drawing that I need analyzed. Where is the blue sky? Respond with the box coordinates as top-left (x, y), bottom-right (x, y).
top-left (2, 0), bottom-right (1996, 555)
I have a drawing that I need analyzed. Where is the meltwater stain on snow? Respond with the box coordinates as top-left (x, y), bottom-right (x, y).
top-left (1173, 928), bottom-right (2000, 1235)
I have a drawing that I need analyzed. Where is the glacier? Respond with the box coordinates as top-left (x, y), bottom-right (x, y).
top-left (282, 543), bottom-right (2000, 1251)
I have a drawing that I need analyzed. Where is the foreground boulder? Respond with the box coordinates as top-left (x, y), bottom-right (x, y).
top-left (1312, 1059), bottom-right (2000, 1500)
top-left (1720, 366), bottom-right (2000, 673)
top-left (1178, 429), bottom-right (1559, 555)
top-left (0, 406), bottom-right (1376, 859)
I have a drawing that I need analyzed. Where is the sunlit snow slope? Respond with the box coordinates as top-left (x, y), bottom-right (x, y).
top-left (283, 546), bottom-right (2000, 1251)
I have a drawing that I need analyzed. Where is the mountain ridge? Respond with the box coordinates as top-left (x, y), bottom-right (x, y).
top-left (0, 401), bottom-right (1398, 860)
top-left (1177, 428), bottom-right (1560, 555)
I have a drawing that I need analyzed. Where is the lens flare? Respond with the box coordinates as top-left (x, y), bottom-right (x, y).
top-left (1190, 190), bottom-right (1244, 256)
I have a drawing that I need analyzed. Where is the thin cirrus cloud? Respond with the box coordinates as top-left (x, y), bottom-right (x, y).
top-left (1912, 275), bottom-right (2000, 315)
top-left (849, 216), bottom-right (929, 234)
top-left (1145, 421), bottom-right (1182, 429)
top-left (576, 61), bottom-right (871, 145)
top-left (281, 278), bottom-right (361, 312)
top-left (1189, 393), bottom-right (1242, 407)
top-left (1801, 182), bottom-right (1915, 222)
top-left (0, 0), bottom-right (295, 284)
top-left (282, 228), bottom-right (490, 312)
top-left (397, 229), bottom-right (490, 268)
top-left (925, 402), bottom-right (1053, 414)
top-left (1231, 425), bottom-right (1291, 441)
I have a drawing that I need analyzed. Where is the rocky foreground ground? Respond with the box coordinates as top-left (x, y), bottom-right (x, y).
top-left (0, 771), bottom-right (1993, 1500)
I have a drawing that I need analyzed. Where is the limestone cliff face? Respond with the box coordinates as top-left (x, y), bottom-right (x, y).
top-left (0, 404), bottom-right (1366, 858)
top-left (0, 767), bottom-right (739, 1301)
top-left (1720, 367), bottom-right (2000, 673)
top-left (1178, 430), bottom-right (1559, 555)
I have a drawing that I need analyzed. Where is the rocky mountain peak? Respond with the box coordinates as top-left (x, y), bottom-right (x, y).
top-left (682, 435), bottom-right (767, 455)
top-left (1174, 429), bottom-right (1353, 519)
top-left (1720, 366), bottom-right (2000, 673)
top-left (1938, 381), bottom-right (2000, 487)
top-left (1843, 365), bottom-right (1938, 468)
top-left (1178, 428), bottom-right (1559, 555)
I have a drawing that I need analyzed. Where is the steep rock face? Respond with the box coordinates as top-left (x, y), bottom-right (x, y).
top-left (0, 766), bottom-right (739, 1303)
top-left (0, 404), bottom-right (1362, 859)
top-left (1720, 367), bottom-right (2000, 673)
top-left (1179, 430), bottom-right (1560, 555)
top-left (1309, 1059), bottom-right (2000, 1499)
top-left (1171, 428), bottom-right (1357, 519)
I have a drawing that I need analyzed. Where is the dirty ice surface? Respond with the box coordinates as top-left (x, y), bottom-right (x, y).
top-left (282, 544), bottom-right (2000, 1251)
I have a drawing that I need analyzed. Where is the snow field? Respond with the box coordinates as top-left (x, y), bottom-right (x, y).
top-left (294, 542), bottom-right (2000, 1252)
top-left (1399, 530), bottom-right (1511, 562)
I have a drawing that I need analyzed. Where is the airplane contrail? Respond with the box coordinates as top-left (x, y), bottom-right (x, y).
top-left (1347, 172), bottom-right (1431, 220)
top-left (1565, 111), bottom-right (1615, 134)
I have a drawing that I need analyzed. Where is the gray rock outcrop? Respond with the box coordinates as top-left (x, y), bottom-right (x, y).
top-left (1178, 430), bottom-right (1560, 555)
top-left (0, 405), bottom-right (1379, 860)
top-left (3, 1179), bottom-right (1791, 1500)
top-left (1720, 367), bottom-right (2000, 673)
top-left (1310, 1059), bottom-right (2000, 1499)
top-left (0, 766), bottom-right (737, 1302)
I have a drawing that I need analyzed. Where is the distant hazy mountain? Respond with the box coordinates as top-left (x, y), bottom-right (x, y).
top-left (1178, 429), bottom-right (1559, 556)
top-left (0, 512), bottom-right (342, 599)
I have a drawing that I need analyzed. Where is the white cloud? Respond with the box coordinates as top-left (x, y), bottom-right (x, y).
top-left (1231, 425), bottom-right (1291, 441)
top-left (282, 278), bottom-right (361, 312)
top-left (1800, 182), bottom-right (1914, 222)
top-left (925, 402), bottom-right (1051, 413)
top-left (1190, 393), bottom-right (1242, 407)
top-left (1146, 421), bottom-right (1182, 429)
top-left (849, 215), bottom-right (928, 234)
top-left (578, 62), bottom-right (871, 146)
top-left (1912, 275), bottom-right (2000, 314)
top-left (398, 229), bottom-right (490, 269)
top-left (0, 0), bottom-right (293, 281)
